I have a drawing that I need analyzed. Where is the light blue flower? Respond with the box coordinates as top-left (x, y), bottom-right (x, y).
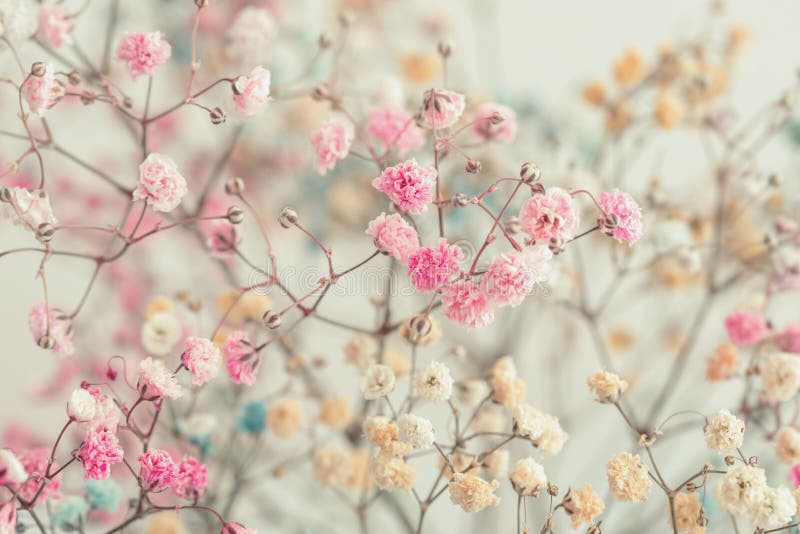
top-left (86, 479), bottom-right (122, 512)
top-left (53, 497), bottom-right (89, 530)
top-left (237, 401), bottom-right (267, 434)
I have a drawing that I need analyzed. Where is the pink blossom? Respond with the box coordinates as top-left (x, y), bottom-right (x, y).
top-left (223, 330), bottom-right (259, 386)
top-left (311, 119), bottom-right (352, 175)
top-left (793, 464), bottom-right (800, 488)
top-left (366, 213), bottom-right (420, 264)
top-left (407, 239), bottom-right (462, 292)
top-left (724, 311), bottom-right (769, 347)
top-left (206, 220), bottom-right (241, 257)
top-left (420, 89), bottom-right (465, 129)
top-left (598, 189), bottom-right (643, 245)
top-left (441, 281), bottom-right (495, 328)
top-left (133, 153), bottom-right (187, 212)
top-left (519, 187), bottom-right (579, 243)
top-left (172, 456), bottom-right (208, 499)
top-left (137, 357), bottom-right (182, 401)
top-left (78, 428), bottom-right (124, 480)
top-left (366, 106), bottom-right (425, 157)
top-left (28, 302), bottom-right (74, 356)
top-left (181, 337), bottom-right (221, 385)
top-left (777, 324), bottom-right (800, 353)
top-left (233, 66), bottom-right (271, 117)
top-left (138, 449), bottom-right (175, 492)
top-left (772, 248), bottom-right (800, 291)
top-left (21, 64), bottom-right (64, 116)
top-left (37, 5), bottom-right (73, 48)
top-left (16, 448), bottom-right (61, 501)
top-left (0, 502), bottom-right (16, 534)
top-left (221, 523), bottom-right (255, 534)
top-left (2, 187), bottom-right (58, 234)
top-left (480, 248), bottom-right (551, 307)
top-left (470, 102), bottom-right (517, 143)
top-left (116, 31), bottom-right (172, 79)
top-left (371, 159), bottom-right (436, 215)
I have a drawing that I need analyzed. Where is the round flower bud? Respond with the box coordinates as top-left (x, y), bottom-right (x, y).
top-left (452, 193), bottom-right (470, 208)
top-left (599, 212), bottom-right (620, 232)
top-left (438, 41), bottom-right (453, 58)
top-left (210, 107), bottom-right (226, 125)
top-left (548, 237), bottom-right (565, 255)
top-left (38, 334), bottom-right (55, 350)
top-left (520, 162), bottom-right (541, 183)
top-left (31, 62), bottom-right (46, 77)
top-left (318, 33), bottom-right (333, 49)
top-left (488, 111), bottom-right (504, 125)
top-left (224, 177), bottom-right (245, 196)
top-left (67, 72), bottom-right (81, 85)
top-left (0, 187), bottom-right (11, 203)
top-left (466, 160), bottom-right (482, 174)
top-left (279, 207), bottom-right (298, 228)
top-left (505, 216), bottom-right (521, 235)
top-left (404, 314), bottom-right (432, 344)
top-left (263, 310), bottom-right (282, 329)
top-left (227, 206), bottom-right (244, 224)
top-left (36, 222), bottom-right (55, 243)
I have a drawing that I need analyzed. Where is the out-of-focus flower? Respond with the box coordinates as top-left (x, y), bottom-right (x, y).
top-left (29, 302), bottom-right (74, 356)
top-left (21, 63), bottom-right (64, 115)
top-left (267, 397), bottom-right (303, 438)
top-left (86, 478), bottom-right (122, 511)
top-left (237, 401), bottom-right (266, 434)
top-left (706, 343), bottom-right (739, 382)
top-left (470, 102), bottom-right (517, 143)
top-left (713, 465), bottom-right (766, 515)
top-left (52, 497), bottom-right (89, 530)
top-left (750, 486), bottom-right (796, 530)
top-left (116, 31), bottom-right (172, 78)
top-left (613, 46), bottom-right (645, 86)
top-left (760, 352), bottom-right (800, 401)
top-left (311, 119), bottom-right (352, 175)
top-left (775, 426), bottom-right (800, 465)
top-left (0, 449), bottom-right (27, 485)
top-left (509, 457), bottom-right (547, 496)
top-left (724, 310), bottom-right (768, 347)
top-left (361, 364), bottom-right (396, 400)
top-left (37, 4), bottom-right (73, 47)
top-left (223, 330), bottom-right (259, 386)
top-left (233, 66), bottom-right (271, 117)
top-left (366, 106), bottom-right (425, 157)
top-left (225, 7), bottom-right (274, 64)
top-left (2, 187), bottom-right (58, 233)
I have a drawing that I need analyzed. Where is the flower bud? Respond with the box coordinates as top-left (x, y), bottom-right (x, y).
top-left (318, 33), bottom-right (333, 49)
top-left (225, 177), bottom-right (245, 195)
top-left (311, 83), bottom-right (330, 101)
top-left (548, 236), bottom-right (565, 255)
top-left (466, 159), bottom-right (481, 174)
top-left (36, 222), bottom-right (55, 243)
top-left (600, 212), bottom-right (620, 231)
top-left (263, 310), bottom-right (282, 329)
top-left (67, 71), bottom-right (81, 85)
top-left (279, 207), bottom-right (298, 228)
top-left (452, 193), bottom-right (469, 208)
top-left (338, 10), bottom-right (355, 27)
top-left (37, 334), bottom-right (55, 350)
top-left (227, 206), bottom-right (244, 224)
top-left (0, 187), bottom-right (12, 203)
top-left (210, 107), bottom-right (226, 125)
top-left (438, 41), bottom-right (453, 58)
top-left (504, 216), bottom-right (521, 235)
top-left (31, 62), bottom-right (46, 77)
top-left (520, 162), bottom-right (541, 183)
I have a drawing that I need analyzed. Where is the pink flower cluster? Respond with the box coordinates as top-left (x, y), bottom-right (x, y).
top-left (173, 456), bottom-right (209, 499)
top-left (206, 220), bottom-right (242, 257)
top-left (441, 281), bottom-right (494, 328)
top-left (181, 336), bottom-right (221, 385)
top-left (138, 449), bottom-right (207, 497)
top-left (16, 448), bottom-right (61, 502)
top-left (470, 102), bottom-right (518, 143)
top-left (137, 357), bottom-right (182, 401)
top-left (28, 302), bottom-right (74, 356)
top-left (78, 428), bottom-right (124, 480)
top-left (116, 31), bottom-right (172, 78)
top-left (133, 153), bottom-right (188, 212)
top-left (519, 187), bottom-right (579, 243)
top-left (724, 311), bottom-right (769, 347)
top-left (481, 246), bottom-right (551, 307)
top-left (366, 106), bottom-right (426, 157)
top-left (408, 239), bottom-right (462, 292)
top-left (366, 213), bottom-right (420, 264)
top-left (777, 324), bottom-right (800, 353)
top-left (21, 64), bottom-right (65, 116)
top-left (38, 5), bottom-right (73, 48)
top-left (598, 189), bottom-right (644, 245)
top-left (233, 66), bottom-right (272, 117)
top-left (311, 119), bottom-right (353, 175)
top-left (420, 89), bottom-right (465, 129)
top-left (372, 159), bottom-right (436, 214)
top-left (224, 330), bottom-right (259, 385)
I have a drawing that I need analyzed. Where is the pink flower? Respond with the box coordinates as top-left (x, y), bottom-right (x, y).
top-left (481, 247), bottom-right (552, 307)
top-left (233, 66), bottom-right (271, 117)
top-left (724, 311), bottom-right (769, 347)
top-left (116, 31), bottom-right (172, 79)
top-left (21, 64), bottom-right (64, 116)
top-left (371, 159), bottom-right (436, 215)
top-left (420, 89), bottom-right (465, 129)
top-left (206, 220), bottom-right (241, 257)
top-left (133, 153), bottom-right (187, 212)
top-left (598, 189), bottom-right (643, 245)
top-left (138, 449), bottom-right (175, 492)
top-left (311, 119), bottom-right (352, 175)
top-left (37, 5), bottom-right (73, 48)
top-left (470, 102), bottom-right (517, 143)
top-left (221, 523), bottom-right (255, 534)
top-left (16, 448), bottom-right (61, 501)
top-left (181, 337), bottom-right (221, 385)
top-left (28, 302), bottom-right (74, 356)
top-left (777, 324), bottom-right (800, 353)
top-left (407, 239), bottom-right (462, 292)
top-left (223, 330), bottom-right (259, 386)
top-left (366, 106), bottom-right (425, 157)
top-left (793, 464), bottom-right (800, 488)
top-left (78, 428), bottom-right (124, 480)
top-left (519, 187), bottom-right (579, 243)
top-left (772, 248), bottom-right (800, 291)
top-left (137, 357), bottom-right (182, 401)
top-left (87, 388), bottom-right (121, 432)
top-left (441, 281), bottom-right (495, 328)
top-left (172, 456), bottom-right (208, 499)
top-left (366, 213), bottom-right (420, 264)
top-left (0, 502), bottom-right (16, 534)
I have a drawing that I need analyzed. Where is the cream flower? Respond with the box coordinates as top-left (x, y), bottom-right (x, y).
top-left (587, 370), bottom-right (628, 403)
top-left (775, 426), bottom-right (800, 465)
top-left (750, 486), bottom-right (796, 530)
top-left (713, 465), bottom-right (767, 516)
top-left (509, 457), bottom-right (547, 496)
top-left (482, 449), bottom-right (509, 479)
top-left (563, 485), bottom-right (605, 528)
top-left (370, 453), bottom-right (414, 491)
top-left (397, 414), bottom-right (434, 449)
top-left (606, 452), bottom-right (652, 502)
top-left (67, 388), bottom-right (97, 422)
top-left (761, 352), bottom-right (800, 402)
top-left (414, 361), bottom-right (453, 402)
top-left (448, 473), bottom-right (500, 512)
top-left (704, 409), bottom-right (745, 453)
top-left (670, 492), bottom-right (705, 534)
top-left (344, 334), bottom-right (378, 370)
top-left (312, 445), bottom-right (352, 487)
top-left (361, 364), bottom-right (396, 400)
top-left (141, 312), bottom-right (182, 357)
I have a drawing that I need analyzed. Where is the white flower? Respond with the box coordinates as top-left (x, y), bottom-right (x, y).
top-left (0, 0), bottom-right (37, 42)
top-left (587, 370), bottom-right (628, 403)
top-left (141, 312), bottom-right (182, 356)
top-left (414, 361), bottom-right (454, 402)
top-left (178, 413), bottom-right (217, 441)
top-left (67, 388), bottom-right (97, 422)
top-left (344, 333), bottom-right (378, 370)
top-left (713, 465), bottom-right (767, 516)
top-left (0, 449), bottom-right (27, 484)
top-left (651, 219), bottom-right (693, 254)
top-left (509, 457), bottom-right (547, 496)
top-left (775, 426), bottom-right (800, 465)
top-left (482, 449), bottom-right (509, 478)
top-left (225, 7), bottom-right (274, 64)
top-left (397, 414), bottom-right (434, 449)
top-left (2, 187), bottom-right (58, 232)
top-left (749, 486), bottom-right (796, 530)
top-left (534, 414), bottom-right (568, 455)
top-left (704, 409), bottom-right (745, 453)
top-left (361, 364), bottom-right (396, 400)
top-left (456, 379), bottom-right (490, 406)
top-left (761, 352), bottom-right (800, 402)
top-left (138, 356), bottom-right (182, 400)
top-left (89, 392), bottom-right (120, 432)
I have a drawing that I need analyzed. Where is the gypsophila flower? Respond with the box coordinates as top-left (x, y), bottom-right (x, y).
top-left (52, 497), bottom-right (88, 531)
top-left (713, 465), bottom-right (767, 515)
top-left (116, 31), bottom-right (172, 78)
top-left (172, 456), bottom-right (208, 499)
top-left (366, 212), bottom-right (420, 264)
top-left (760, 352), bottom-right (800, 402)
top-left (134, 154), bottom-right (188, 213)
top-left (670, 492), bottom-right (704, 534)
top-left (482, 449), bottom-right (509, 479)
top-left (750, 486), bottom-right (797, 530)
top-left (372, 159), bottom-right (436, 215)
top-left (606, 452), bottom-right (652, 502)
top-left (0, 449), bottom-right (27, 485)
top-left (563, 485), bottom-right (605, 528)
top-left (597, 189), bottom-right (643, 245)
top-left (311, 119), bottom-right (353, 175)
top-left (509, 457), bottom-right (547, 496)
top-left (28, 301), bottom-right (73, 355)
top-left (223, 330), bottom-right (259, 386)
top-left (414, 361), bottom-right (454, 402)
top-left (775, 426), bottom-right (800, 465)
top-left (67, 388), bottom-right (97, 422)
top-left (777, 324), bottom-right (800, 353)
top-left (366, 106), bottom-right (425, 156)
top-left (21, 63), bottom-right (64, 116)
top-left (206, 220), bottom-right (241, 257)
top-left (587, 370), bottom-right (629, 403)
top-left (138, 357), bottom-right (182, 401)
top-left (225, 7), bottom-right (274, 64)
top-left (704, 409), bottom-right (745, 453)
top-left (397, 414), bottom-right (434, 449)
top-left (78, 428), bottom-right (124, 480)
top-left (448, 473), bottom-right (500, 512)
top-left (267, 396), bottom-right (303, 438)
top-left (317, 396), bottom-right (350, 429)
top-left (138, 449), bottom-right (175, 491)
top-left (85, 479), bottom-right (122, 512)
top-left (0, 0), bottom-right (38, 42)
top-left (233, 66), bottom-right (271, 117)
top-left (237, 401), bottom-right (266, 434)
top-left (181, 336), bottom-right (221, 386)
top-left (480, 250), bottom-right (539, 307)
top-left (491, 373), bottom-right (526, 408)
top-left (470, 102), bottom-right (517, 143)
top-left (313, 445), bottom-right (352, 487)
top-left (344, 333), bottom-right (379, 370)
top-left (441, 280), bottom-right (495, 328)
top-left (0, 502), bottom-right (14, 534)
top-left (87, 388), bottom-right (121, 433)
top-left (519, 187), bottom-right (579, 243)
top-left (370, 452), bottom-right (415, 491)
top-left (533, 414), bottom-right (568, 455)
top-left (724, 310), bottom-right (769, 347)
top-left (361, 364), bottom-right (396, 400)
top-left (2, 187), bottom-right (58, 233)
top-left (17, 448), bottom-right (60, 501)
top-left (420, 89), bottom-right (465, 129)
top-left (37, 4), bottom-right (72, 48)
top-left (407, 239), bottom-right (462, 292)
